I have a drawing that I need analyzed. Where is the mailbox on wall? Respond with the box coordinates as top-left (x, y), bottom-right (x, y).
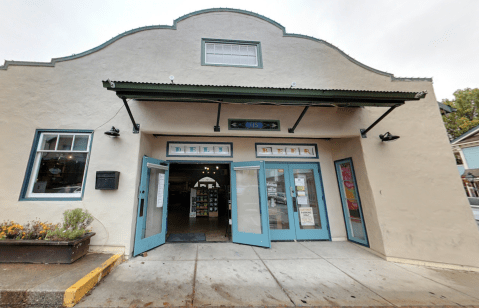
top-left (95, 171), bottom-right (120, 190)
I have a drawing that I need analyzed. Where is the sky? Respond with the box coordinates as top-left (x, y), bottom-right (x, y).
top-left (1, 0), bottom-right (478, 102)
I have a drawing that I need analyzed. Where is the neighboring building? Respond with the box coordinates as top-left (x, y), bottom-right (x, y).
top-left (452, 125), bottom-right (479, 197)
top-left (438, 101), bottom-right (456, 116)
top-left (2, 9), bottom-right (479, 270)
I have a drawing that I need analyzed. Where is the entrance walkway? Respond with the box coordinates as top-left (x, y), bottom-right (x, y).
top-left (77, 241), bottom-right (479, 307)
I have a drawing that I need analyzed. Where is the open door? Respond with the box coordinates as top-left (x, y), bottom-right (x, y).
top-left (133, 156), bottom-right (169, 256)
top-left (231, 161), bottom-right (270, 248)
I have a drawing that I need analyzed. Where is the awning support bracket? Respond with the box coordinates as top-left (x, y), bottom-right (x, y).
top-left (214, 103), bottom-right (222, 132)
top-left (288, 106), bottom-right (309, 133)
top-left (121, 96), bottom-right (140, 134)
top-left (360, 105), bottom-right (398, 138)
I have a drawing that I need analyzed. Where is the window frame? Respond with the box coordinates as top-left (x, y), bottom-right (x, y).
top-left (19, 129), bottom-right (94, 201)
top-left (201, 38), bottom-right (263, 69)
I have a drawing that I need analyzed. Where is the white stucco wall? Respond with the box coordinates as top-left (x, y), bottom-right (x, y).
top-left (1, 9), bottom-right (478, 266)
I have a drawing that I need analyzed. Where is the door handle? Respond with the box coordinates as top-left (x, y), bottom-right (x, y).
top-left (139, 199), bottom-right (145, 217)
top-left (290, 186), bottom-right (297, 212)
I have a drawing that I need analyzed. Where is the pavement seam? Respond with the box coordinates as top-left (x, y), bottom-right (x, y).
top-left (252, 247), bottom-right (296, 307)
top-left (298, 241), bottom-right (397, 307)
top-left (190, 244), bottom-right (199, 307)
top-left (390, 261), bottom-right (479, 303)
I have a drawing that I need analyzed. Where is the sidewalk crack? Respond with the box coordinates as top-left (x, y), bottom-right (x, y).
top-left (252, 248), bottom-right (296, 307)
top-left (190, 244), bottom-right (199, 307)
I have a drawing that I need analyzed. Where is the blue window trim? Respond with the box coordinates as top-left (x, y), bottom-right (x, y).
top-left (255, 143), bottom-right (319, 159)
top-left (201, 38), bottom-right (263, 69)
top-left (166, 141), bottom-right (233, 158)
top-left (19, 129), bottom-right (94, 201)
top-left (334, 157), bottom-right (369, 247)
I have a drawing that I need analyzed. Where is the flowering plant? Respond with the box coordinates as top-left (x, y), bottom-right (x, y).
top-left (47, 208), bottom-right (93, 241)
top-left (0, 208), bottom-right (93, 241)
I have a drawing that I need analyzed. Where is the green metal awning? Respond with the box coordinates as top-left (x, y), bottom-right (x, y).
top-left (101, 80), bottom-right (427, 135)
top-left (102, 80), bottom-right (427, 108)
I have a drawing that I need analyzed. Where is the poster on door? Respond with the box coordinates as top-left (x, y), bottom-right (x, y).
top-left (156, 173), bottom-right (165, 208)
top-left (299, 207), bottom-right (314, 226)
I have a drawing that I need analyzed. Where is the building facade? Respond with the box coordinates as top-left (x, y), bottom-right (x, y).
top-left (2, 9), bottom-right (479, 269)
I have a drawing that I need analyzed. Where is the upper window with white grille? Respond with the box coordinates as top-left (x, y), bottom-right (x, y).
top-left (20, 130), bottom-right (93, 200)
top-left (202, 39), bottom-right (262, 68)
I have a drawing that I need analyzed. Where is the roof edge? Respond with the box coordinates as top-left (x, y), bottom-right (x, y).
top-left (102, 80), bottom-right (428, 100)
top-left (451, 124), bottom-right (479, 144)
top-left (0, 8), bottom-right (432, 82)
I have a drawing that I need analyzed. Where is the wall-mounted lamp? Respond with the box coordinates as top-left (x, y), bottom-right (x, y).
top-left (105, 126), bottom-right (120, 137)
top-left (379, 132), bottom-right (399, 142)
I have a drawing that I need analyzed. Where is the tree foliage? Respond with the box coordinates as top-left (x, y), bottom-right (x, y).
top-left (442, 88), bottom-right (479, 140)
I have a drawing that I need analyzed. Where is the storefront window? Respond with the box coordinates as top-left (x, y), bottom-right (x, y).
top-left (21, 131), bottom-right (92, 200)
top-left (336, 159), bottom-right (367, 243)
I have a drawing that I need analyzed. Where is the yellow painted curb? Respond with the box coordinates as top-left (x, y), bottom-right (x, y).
top-left (63, 254), bottom-right (123, 307)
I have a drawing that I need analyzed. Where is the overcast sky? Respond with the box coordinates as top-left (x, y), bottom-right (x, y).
top-left (1, 0), bottom-right (478, 101)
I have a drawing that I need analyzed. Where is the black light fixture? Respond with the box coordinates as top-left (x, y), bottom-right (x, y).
top-left (379, 132), bottom-right (399, 142)
top-left (105, 126), bottom-right (120, 137)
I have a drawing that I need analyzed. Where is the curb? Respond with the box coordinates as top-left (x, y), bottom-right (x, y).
top-left (63, 253), bottom-right (123, 307)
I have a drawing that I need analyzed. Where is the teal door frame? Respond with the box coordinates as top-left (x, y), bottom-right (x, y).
top-left (231, 161), bottom-right (271, 248)
top-left (266, 162), bottom-right (330, 241)
top-left (265, 163), bottom-right (296, 240)
top-left (334, 158), bottom-right (369, 246)
top-left (133, 156), bottom-right (170, 256)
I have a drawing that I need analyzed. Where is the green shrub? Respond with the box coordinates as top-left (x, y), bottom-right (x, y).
top-left (46, 208), bottom-right (93, 241)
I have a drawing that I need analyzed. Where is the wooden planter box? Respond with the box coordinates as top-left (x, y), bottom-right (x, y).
top-left (0, 232), bottom-right (95, 264)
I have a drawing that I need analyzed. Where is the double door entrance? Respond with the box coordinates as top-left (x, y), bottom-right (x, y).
top-left (266, 163), bottom-right (329, 241)
top-left (133, 157), bottom-right (329, 256)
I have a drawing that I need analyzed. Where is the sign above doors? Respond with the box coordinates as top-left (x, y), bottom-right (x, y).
top-left (228, 119), bottom-right (280, 131)
top-left (256, 143), bottom-right (318, 158)
top-left (167, 142), bottom-right (233, 157)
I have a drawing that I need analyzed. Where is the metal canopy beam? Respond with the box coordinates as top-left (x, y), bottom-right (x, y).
top-left (360, 105), bottom-right (399, 138)
top-left (103, 81), bottom-right (427, 108)
top-left (121, 96), bottom-right (140, 134)
top-left (113, 90), bottom-right (407, 107)
top-left (214, 103), bottom-right (222, 132)
top-left (101, 81), bottom-right (428, 135)
top-left (288, 106), bottom-right (309, 133)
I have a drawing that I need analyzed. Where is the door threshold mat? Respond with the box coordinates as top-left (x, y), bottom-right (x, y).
top-left (166, 233), bottom-right (206, 242)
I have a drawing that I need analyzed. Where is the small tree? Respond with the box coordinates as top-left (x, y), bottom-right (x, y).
top-left (442, 88), bottom-right (479, 140)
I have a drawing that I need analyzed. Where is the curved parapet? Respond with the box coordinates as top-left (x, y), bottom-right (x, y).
top-left (0, 8), bottom-right (432, 81)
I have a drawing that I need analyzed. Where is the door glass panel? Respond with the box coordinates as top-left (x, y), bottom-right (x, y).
top-left (293, 169), bottom-right (321, 229)
top-left (266, 168), bottom-right (289, 230)
top-left (143, 167), bottom-right (164, 239)
top-left (339, 162), bottom-right (365, 240)
top-left (236, 169), bottom-right (263, 234)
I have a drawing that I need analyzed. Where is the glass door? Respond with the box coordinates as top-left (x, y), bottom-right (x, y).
top-left (265, 164), bottom-right (295, 240)
top-left (231, 161), bottom-right (270, 248)
top-left (133, 156), bottom-right (169, 256)
top-left (266, 163), bottom-right (330, 241)
top-left (289, 163), bottom-right (329, 240)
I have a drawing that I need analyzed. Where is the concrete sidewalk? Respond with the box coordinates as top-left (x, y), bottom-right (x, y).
top-left (77, 241), bottom-right (479, 307)
top-left (0, 253), bottom-right (114, 307)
